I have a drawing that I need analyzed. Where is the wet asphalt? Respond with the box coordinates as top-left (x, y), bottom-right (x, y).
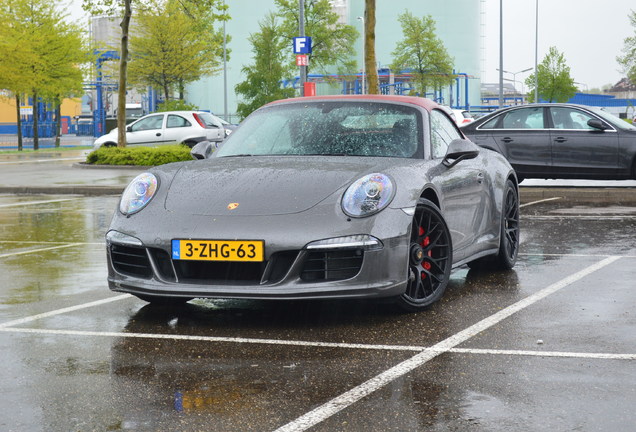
top-left (0, 149), bottom-right (635, 431)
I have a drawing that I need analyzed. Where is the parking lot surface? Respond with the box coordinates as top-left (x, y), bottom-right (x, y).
top-left (1, 158), bottom-right (635, 431)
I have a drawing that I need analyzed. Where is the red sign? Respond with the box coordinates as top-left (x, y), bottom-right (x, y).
top-left (296, 54), bottom-right (309, 66)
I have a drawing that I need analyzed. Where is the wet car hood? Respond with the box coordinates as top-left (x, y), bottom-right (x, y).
top-left (163, 156), bottom-right (385, 216)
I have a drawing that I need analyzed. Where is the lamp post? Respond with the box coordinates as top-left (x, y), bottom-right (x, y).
top-left (357, 16), bottom-right (365, 95)
top-left (498, 0), bottom-right (503, 107)
top-left (497, 67), bottom-right (533, 104)
top-left (299, 0), bottom-right (306, 96)
top-left (534, 0), bottom-right (539, 103)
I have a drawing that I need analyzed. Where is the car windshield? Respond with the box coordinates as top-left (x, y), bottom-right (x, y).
top-left (215, 101), bottom-right (422, 158)
top-left (588, 107), bottom-right (636, 131)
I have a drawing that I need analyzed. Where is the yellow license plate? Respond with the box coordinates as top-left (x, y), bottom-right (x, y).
top-left (171, 239), bottom-right (264, 262)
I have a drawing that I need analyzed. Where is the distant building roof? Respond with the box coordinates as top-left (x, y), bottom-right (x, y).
top-left (608, 78), bottom-right (636, 93)
top-left (481, 82), bottom-right (519, 95)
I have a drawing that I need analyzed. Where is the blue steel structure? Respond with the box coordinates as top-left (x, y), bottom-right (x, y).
top-left (281, 69), bottom-right (474, 110)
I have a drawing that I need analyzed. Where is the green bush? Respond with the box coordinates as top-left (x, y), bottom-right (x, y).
top-left (86, 145), bottom-right (193, 166)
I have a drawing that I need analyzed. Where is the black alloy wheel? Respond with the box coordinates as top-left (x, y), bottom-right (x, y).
top-left (467, 179), bottom-right (519, 270)
top-left (396, 198), bottom-right (452, 311)
top-left (498, 179), bottom-right (520, 269)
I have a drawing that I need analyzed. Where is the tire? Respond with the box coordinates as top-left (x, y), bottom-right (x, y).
top-left (134, 294), bottom-right (193, 306)
top-left (468, 179), bottom-right (519, 270)
top-left (395, 198), bottom-right (453, 312)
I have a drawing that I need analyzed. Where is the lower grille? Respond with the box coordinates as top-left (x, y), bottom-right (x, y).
top-left (300, 249), bottom-right (364, 282)
top-left (110, 244), bottom-right (152, 279)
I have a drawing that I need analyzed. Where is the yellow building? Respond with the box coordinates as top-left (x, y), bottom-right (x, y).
top-left (0, 96), bottom-right (83, 134)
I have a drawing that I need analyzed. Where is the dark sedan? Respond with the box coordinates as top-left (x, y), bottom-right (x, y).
top-left (461, 103), bottom-right (636, 181)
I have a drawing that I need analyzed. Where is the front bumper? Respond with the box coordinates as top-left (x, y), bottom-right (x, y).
top-left (106, 208), bottom-right (413, 301)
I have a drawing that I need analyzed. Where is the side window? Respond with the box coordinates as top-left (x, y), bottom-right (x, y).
top-left (430, 109), bottom-right (461, 159)
top-left (550, 107), bottom-right (595, 130)
top-left (501, 107), bottom-right (544, 129)
top-left (167, 115), bottom-right (191, 128)
top-left (131, 115), bottom-right (163, 132)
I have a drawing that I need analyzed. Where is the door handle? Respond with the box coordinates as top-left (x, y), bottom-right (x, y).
top-left (554, 137), bottom-right (567, 143)
top-left (156, 133), bottom-right (162, 136)
top-left (477, 172), bottom-right (484, 184)
top-left (501, 137), bottom-right (513, 143)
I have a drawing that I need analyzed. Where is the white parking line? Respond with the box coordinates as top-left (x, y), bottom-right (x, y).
top-left (0, 198), bottom-right (79, 208)
top-left (0, 243), bottom-right (85, 259)
top-left (0, 157), bottom-right (85, 165)
top-left (2, 328), bottom-right (634, 362)
top-left (520, 197), bottom-right (563, 208)
top-left (274, 255), bottom-right (622, 432)
top-left (0, 295), bottom-right (130, 328)
top-left (450, 347), bottom-right (636, 361)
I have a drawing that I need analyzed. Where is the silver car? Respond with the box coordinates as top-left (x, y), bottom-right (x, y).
top-left (106, 95), bottom-right (519, 312)
top-left (93, 111), bottom-right (228, 149)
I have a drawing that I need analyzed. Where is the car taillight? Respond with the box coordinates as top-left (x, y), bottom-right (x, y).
top-left (192, 113), bottom-right (207, 128)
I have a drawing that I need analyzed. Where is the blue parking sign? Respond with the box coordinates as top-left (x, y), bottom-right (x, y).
top-left (293, 37), bottom-right (312, 54)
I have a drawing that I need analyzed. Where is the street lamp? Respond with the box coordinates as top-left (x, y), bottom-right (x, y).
top-left (357, 16), bottom-right (365, 95)
top-left (497, 67), bottom-right (533, 103)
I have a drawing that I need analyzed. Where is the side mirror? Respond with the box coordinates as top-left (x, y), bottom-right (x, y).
top-left (126, 125), bottom-right (133, 132)
top-left (442, 139), bottom-right (480, 168)
top-left (191, 140), bottom-right (214, 160)
top-left (587, 118), bottom-right (608, 131)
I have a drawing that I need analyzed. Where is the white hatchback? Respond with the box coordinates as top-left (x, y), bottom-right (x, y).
top-left (93, 111), bottom-right (228, 149)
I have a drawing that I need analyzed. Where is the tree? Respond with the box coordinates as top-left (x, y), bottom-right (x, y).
top-left (364, 0), bottom-right (379, 94)
top-left (235, 13), bottom-right (295, 120)
top-left (274, 0), bottom-right (358, 76)
top-left (525, 46), bottom-right (578, 103)
top-left (617, 10), bottom-right (636, 85)
top-left (83, 0), bottom-right (227, 147)
top-left (0, 0), bottom-right (86, 150)
top-left (391, 12), bottom-right (454, 96)
top-left (128, 0), bottom-right (228, 101)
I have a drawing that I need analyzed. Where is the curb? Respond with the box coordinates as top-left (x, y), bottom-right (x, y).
top-left (0, 185), bottom-right (633, 202)
top-left (519, 187), bottom-right (636, 204)
top-left (0, 185), bottom-right (124, 196)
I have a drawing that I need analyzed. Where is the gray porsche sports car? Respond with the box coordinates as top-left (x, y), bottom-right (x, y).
top-left (107, 95), bottom-right (519, 311)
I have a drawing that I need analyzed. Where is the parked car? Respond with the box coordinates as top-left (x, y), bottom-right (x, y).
top-left (439, 106), bottom-right (475, 126)
top-left (461, 103), bottom-right (636, 181)
top-left (106, 95), bottom-right (519, 311)
top-left (93, 111), bottom-right (229, 149)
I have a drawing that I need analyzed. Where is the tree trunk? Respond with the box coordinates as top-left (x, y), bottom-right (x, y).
top-left (117, 0), bottom-right (132, 148)
top-left (15, 94), bottom-right (23, 152)
top-left (364, 0), bottom-right (379, 94)
top-left (33, 92), bottom-right (39, 151)
top-left (55, 97), bottom-right (61, 148)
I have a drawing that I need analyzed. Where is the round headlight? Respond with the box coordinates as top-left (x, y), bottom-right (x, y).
top-left (342, 173), bottom-right (395, 218)
top-left (119, 172), bottom-right (158, 215)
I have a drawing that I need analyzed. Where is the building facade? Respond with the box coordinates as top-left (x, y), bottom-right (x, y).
top-left (185, 0), bottom-right (485, 122)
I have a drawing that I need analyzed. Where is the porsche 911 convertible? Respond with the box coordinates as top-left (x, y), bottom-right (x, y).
top-left (106, 95), bottom-right (519, 311)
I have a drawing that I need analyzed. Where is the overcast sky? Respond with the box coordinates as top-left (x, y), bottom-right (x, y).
top-left (482, 0), bottom-right (635, 90)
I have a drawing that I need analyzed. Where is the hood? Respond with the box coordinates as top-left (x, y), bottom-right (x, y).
top-left (163, 156), bottom-right (384, 216)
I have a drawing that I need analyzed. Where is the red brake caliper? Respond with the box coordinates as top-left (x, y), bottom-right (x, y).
top-left (419, 227), bottom-right (432, 279)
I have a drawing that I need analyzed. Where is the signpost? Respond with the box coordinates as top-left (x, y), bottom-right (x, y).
top-left (293, 36), bottom-right (312, 96)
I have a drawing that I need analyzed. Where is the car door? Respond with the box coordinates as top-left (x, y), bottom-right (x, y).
top-left (162, 114), bottom-right (194, 145)
top-left (474, 106), bottom-right (551, 178)
top-left (126, 114), bottom-right (166, 146)
top-left (429, 109), bottom-right (489, 262)
top-left (547, 106), bottom-right (619, 177)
